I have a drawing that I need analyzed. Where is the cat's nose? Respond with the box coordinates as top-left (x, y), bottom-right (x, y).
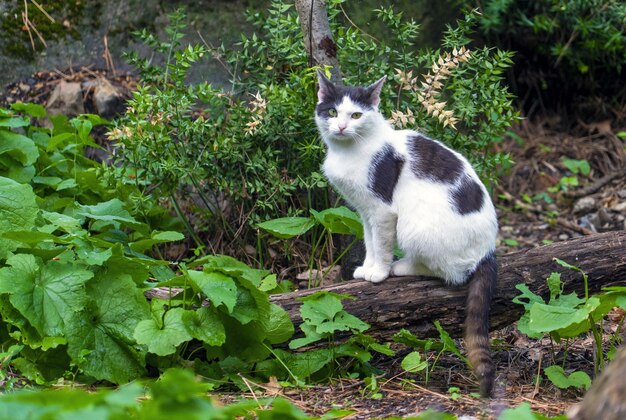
top-left (338, 123), bottom-right (347, 133)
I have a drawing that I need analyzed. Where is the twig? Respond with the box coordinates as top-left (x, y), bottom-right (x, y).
top-left (103, 34), bottom-right (117, 76)
top-left (563, 166), bottom-right (626, 198)
top-left (556, 217), bottom-right (594, 236)
top-left (30, 0), bottom-right (55, 22)
top-left (22, 1), bottom-right (35, 50)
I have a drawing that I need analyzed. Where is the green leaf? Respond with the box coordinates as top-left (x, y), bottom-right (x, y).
top-left (11, 102), bottom-right (46, 117)
top-left (257, 216), bottom-right (316, 239)
top-left (134, 307), bottom-right (193, 356)
top-left (186, 270), bottom-right (238, 313)
top-left (310, 207), bottom-right (363, 239)
top-left (401, 351), bottom-right (428, 372)
top-left (0, 176), bottom-right (38, 259)
top-left (393, 329), bottom-right (442, 352)
top-left (77, 199), bottom-right (140, 229)
top-left (65, 269), bottom-right (150, 383)
top-left (544, 365), bottom-right (591, 390)
top-left (528, 297), bottom-right (600, 334)
top-left (130, 230), bottom-right (185, 252)
top-left (435, 320), bottom-right (467, 363)
top-left (261, 303), bottom-right (294, 344)
top-left (546, 272), bottom-right (562, 302)
top-left (181, 307), bottom-right (226, 346)
top-left (0, 116), bottom-right (30, 128)
top-left (499, 402), bottom-right (557, 420)
top-left (299, 292), bottom-right (344, 325)
top-left (0, 254), bottom-right (92, 336)
top-left (276, 348), bottom-right (333, 378)
top-left (315, 311), bottom-right (369, 334)
top-left (0, 130), bottom-right (39, 166)
top-left (195, 254), bottom-right (271, 287)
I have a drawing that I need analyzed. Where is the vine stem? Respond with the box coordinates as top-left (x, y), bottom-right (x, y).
top-left (169, 192), bottom-right (204, 248)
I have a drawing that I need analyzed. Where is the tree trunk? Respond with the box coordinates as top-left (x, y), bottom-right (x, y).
top-left (270, 231), bottom-right (626, 339)
top-left (294, 0), bottom-right (342, 83)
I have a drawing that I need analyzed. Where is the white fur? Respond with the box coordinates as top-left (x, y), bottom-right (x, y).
top-left (316, 96), bottom-right (497, 285)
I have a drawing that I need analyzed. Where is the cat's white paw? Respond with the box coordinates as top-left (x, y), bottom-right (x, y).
top-left (362, 266), bottom-right (390, 283)
top-left (353, 266), bottom-right (367, 279)
top-left (391, 259), bottom-right (416, 277)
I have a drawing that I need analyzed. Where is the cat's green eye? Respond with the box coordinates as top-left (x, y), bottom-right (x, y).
top-left (351, 112), bottom-right (363, 119)
top-left (328, 108), bottom-right (337, 117)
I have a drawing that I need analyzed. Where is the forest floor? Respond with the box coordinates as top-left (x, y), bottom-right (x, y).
top-left (217, 115), bottom-right (626, 419)
top-left (2, 69), bottom-right (626, 419)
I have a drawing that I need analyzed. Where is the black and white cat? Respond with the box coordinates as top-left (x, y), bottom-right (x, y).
top-left (315, 70), bottom-right (498, 397)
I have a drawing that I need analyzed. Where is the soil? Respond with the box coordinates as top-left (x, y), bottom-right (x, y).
top-left (2, 69), bottom-right (626, 419)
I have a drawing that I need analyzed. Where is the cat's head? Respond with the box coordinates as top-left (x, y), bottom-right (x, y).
top-left (315, 70), bottom-right (386, 145)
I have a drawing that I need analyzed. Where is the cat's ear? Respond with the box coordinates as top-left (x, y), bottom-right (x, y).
top-left (317, 69), bottom-right (336, 103)
top-left (366, 76), bottom-right (386, 108)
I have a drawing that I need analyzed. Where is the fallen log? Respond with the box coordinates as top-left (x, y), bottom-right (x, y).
top-left (270, 231), bottom-right (626, 339)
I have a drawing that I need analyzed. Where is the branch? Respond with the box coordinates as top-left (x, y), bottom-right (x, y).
top-left (294, 0), bottom-right (342, 83)
top-left (270, 231), bottom-right (626, 338)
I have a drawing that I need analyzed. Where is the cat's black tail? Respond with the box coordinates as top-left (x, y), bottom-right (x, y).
top-left (465, 251), bottom-right (497, 397)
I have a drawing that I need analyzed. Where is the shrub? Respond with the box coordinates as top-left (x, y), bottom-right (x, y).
top-left (110, 2), bottom-right (517, 258)
top-left (461, 0), bottom-right (626, 113)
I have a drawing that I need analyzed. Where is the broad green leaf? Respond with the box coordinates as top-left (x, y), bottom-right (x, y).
top-left (0, 254), bottom-right (92, 336)
top-left (544, 365), bottom-right (591, 390)
top-left (257, 216), bottom-right (316, 239)
top-left (261, 303), bottom-right (294, 344)
top-left (528, 297), bottom-right (600, 334)
top-left (259, 274), bottom-right (278, 292)
top-left (10, 345), bottom-right (71, 385)
top-left (40, 210), bottom-right (81, 232)
top-left (401, 351), bottom-right (428, 372)
top-left (512, 283), bottom-right (545, 310)
top-left (195, 254), bottom-right (271, 287)
top-left (65, 270), bottom-right (150, 383)
top-left (77, 199), bottom-right (140, 229)
top-left (0, 130), bottom-right (39, 166)
top-left (315, 311), bottom-right (369, 334)
top-left (310, 206), bottom-right (363, 239)
top-left (0, 176), bottom-right (38, 259)
top-left (129, 230), bottom-right (185, 252)
top-left (289, 323), bottom-right (325, 349)
top-left (0, 116), bottom-right (30, 128)
top-left (231, 285), bottom-right (261, 324)
top-left (11, 102), bottom-right (46, 117)
top-left (181, 307), bottom-right (226, 346)
top-left (2, 231), bottom-right (61, 246)
top-left (298, 292), bottom-right (347, 325)
top-left (277, 348), bottom-right (333, 379)
top-left (186, 270), bottom-right (238, 313)
top-left (134, 307), bottom-right (192, 356)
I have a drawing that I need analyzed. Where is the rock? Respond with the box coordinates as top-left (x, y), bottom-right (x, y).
top-left (92, 78), bottom-right (124, 118)
top-left (558, 233), bottom-right (570, 241)
top-left (46, 81), bottom-right (85, 116)
top-left (579, 215), bottom-right (599, 233)
top-left (573, 196), bottom-right (596, 214)
top-left (617, 189), bottom-right (626, 199)
top-left (612, 201), bottom-right (626, 213)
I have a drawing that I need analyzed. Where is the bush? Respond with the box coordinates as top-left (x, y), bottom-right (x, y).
top-left (110, 2), bottom-right (517, 258)
top-left (461, 0), bottom-right (626, 114)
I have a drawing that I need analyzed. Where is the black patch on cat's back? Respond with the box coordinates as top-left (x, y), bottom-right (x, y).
top-left (408, 135), bottom-right (463, 183)
top-left (451, 175), bottom-right (485, 215)
top-left (369, 144), bottom-right (405, 204)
